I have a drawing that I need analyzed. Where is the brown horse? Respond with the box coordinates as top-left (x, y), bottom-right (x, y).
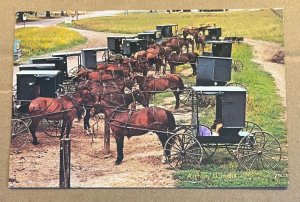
top-left (122, 57), bottom-right (149, 76)
top-left (165, 52), bottom-right (199, 75)
top-left (132, 74), bottom-right (185, 109)
top-left (24, 89), bottom-right (97, 144)
top-left (194, 33), bottom-right (206, 52)
top-left (182, 24), bottom-right (211, 39)
top-left (77, 68), bottom-right (125, 82)
top-left (90, 99), bottom-right (176, 165)
top-left (96, 63), bottom-right (131, 77)
top-left (77, 79), bottom-right (135, 134)
top-left (162, 37), bottom-right (194, 52)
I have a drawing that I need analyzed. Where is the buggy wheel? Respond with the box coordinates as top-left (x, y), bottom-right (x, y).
top-left (68, 66), bottom-right (79, 78)
top-left (236, 131), bottom-right (281, 170)
top-left (11, 119), bottom-right (30, 150)
top-left (232, 60), bottom-right (243, 72)
top-left (41, 119), bottom-right (62, 137)
top-left (226, 121), bottom-right (263, 157)
top-left (164, 127), bottom-right (203, 169)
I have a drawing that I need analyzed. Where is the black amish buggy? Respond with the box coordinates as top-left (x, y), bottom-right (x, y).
top-left (107, 36), bottom-right (135, 54)
top-left (138, 30), bottom-right (162, 44)
top-left (156, 24), bottom-right (178, 38)
top-left (16, 70), bottom-right (62, 101)
top-left (52, 51), bottom-right (82, 78)
top-left (203, 40), bottom-right (232, 58)
top-left (203, 27), bottom-right (222, 41)
top-left (163, 86), bottom-right (282, 170)
top-left (122, 39), bottom-right (148, 56)
top-left (196, 56), bottom-right (232, 86)
top-left (29, 57), bottom-right (67, 79)
top-left (81, 47), bottom-right (110, 69)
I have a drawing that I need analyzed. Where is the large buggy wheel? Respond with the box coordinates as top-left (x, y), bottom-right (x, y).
top-left (236, 131), bottom-right (281, 170)
top-left (68, 66), bottom-right (79, 78)
top-left (11, 119), bottom-right (30, 151)
top-left (226, 121), bottom-right (262, 157)
top-left (232, 59), bottom-right (243, 72)
top-left (164, 127), bottom-right (203, 169)
top-left (41, 119), bottom-right (62, 137)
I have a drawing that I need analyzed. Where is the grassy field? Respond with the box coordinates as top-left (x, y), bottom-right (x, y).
top-left (64, 9), bottom-right (283, 44)
top-left (15, 26), bottom-right (87, 61)
top-left (166, 43), bottom-right (287, 188)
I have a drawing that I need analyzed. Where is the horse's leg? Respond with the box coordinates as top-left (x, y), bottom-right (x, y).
top-left (191, 64), bottom-right (196, 75)
top-left (29, 118), bottom-right (41, 145)
top-left (115, 135), bottom-right (124, 165)
top-left (83, 109), bottom-right (91, 135)
top-left (173, 91), bottom-right (180, 109)
top-left (156, 133), bottom-right (172, 163)
top-left (144, 93), bottom-right (150, 107)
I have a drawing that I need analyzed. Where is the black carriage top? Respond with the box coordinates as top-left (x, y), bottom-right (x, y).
top-left (191, 86), bottom-right (247, 139)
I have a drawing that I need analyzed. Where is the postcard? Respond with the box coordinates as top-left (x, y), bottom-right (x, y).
top-left (9, 9), bottom-right (287, 188)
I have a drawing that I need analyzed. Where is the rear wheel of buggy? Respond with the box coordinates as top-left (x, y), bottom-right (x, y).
top-left (164, 127), bottom-right (203, 169)
top-left (236, 131), bottom-right (281, 170)
top-left (232, 60), bottom-right (243, 72)
top-left (41, 119), bottom-right (62, 137)
top-left (226, 121), bottom-right (263, 157)
top-left (11, 119), bottom-right (30, 151)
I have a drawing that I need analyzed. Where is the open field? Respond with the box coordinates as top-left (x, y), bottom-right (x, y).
top-left (64, 9), bottom-right (283, 44)
top-left (15, 26), bottom-right (87, 61)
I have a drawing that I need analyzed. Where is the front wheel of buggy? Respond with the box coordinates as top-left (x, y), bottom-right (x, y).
top-left (236, 131), bottom-right (281, 170)
top-left (164, 133), bottom-right (203, 170)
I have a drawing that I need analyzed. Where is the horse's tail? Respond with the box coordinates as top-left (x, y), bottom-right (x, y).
top-left (166, 110), bottom-right (176, 131)
top-left (17, 101), bottom-right (30, 114)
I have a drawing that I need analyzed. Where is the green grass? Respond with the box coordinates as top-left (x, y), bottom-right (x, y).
top-left (64, 9), bottom-right (283, 44)
top-left (15, 26), bottom-right (87, 61)
top-left (173, 43), bottom-right (287, 188)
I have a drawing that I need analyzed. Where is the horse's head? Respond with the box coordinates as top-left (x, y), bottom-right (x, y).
top-left (132, 89), bottom-right (147, 107)
top-left (131, 75), bottom-right (144, 85)
top-left (90, 103), bottom-right (104, 117)
top-left (124, 78), bottom-right (134, 90)
top-left (76, 105), bottom-right (86, 122)
top-left (79, 88), bottom-right (97, 105)
top-left (77, 67), bottom-right (89, 78)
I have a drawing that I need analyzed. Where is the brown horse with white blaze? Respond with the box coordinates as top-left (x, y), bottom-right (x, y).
top-left (90, 99), bottom-right (176, 165)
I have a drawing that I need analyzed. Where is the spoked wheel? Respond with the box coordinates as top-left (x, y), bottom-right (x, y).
top-left (68, 66), bottom-right (79, 78)
top-left (236, 131), bottom-right (282, 170)
top-left (11, 119), bottom-right (30, 151)
top-left (179, 88), bottom-right (192, 106)
top-left (41, 119), bottom-right (62, 137)
top-left (232, 59), bottom-right (243, 72)
top-left (226, 121), bottom-right (263, 157)
top-left (164, 127), bottom-right (203, 169)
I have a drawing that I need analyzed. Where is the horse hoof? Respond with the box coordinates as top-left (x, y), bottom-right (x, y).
top-left (32, 141), bottom-right (39, 145)
top-left (114, 160), bottom-right (122, 165)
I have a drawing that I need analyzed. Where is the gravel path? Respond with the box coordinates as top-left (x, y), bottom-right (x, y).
top-left (244, 38), bottom-right (285, 107)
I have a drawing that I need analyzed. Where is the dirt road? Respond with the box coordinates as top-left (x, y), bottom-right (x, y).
top-left (244, 38), bottom-right (285, 106)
